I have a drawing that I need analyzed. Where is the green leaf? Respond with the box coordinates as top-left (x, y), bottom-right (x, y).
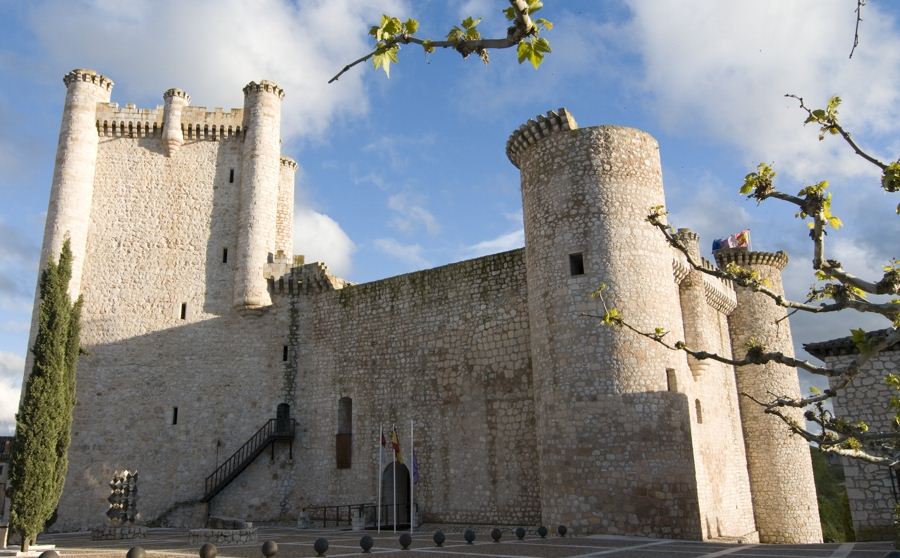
top-left (503, 6), bottom-right (516, 20)
top-left (403, 18), bottom-right (418, 34)
top-left (517, 41), bottom-right (531, 64)
top-left (534, 37), bottom-right (551, 53)
top-left (527, 0), bottom-right (544, 13)
top-left (809, 385), bottom-right (821, 394)
top-left (372, 45), bottom-right (399, 78)
top-left (536, 17), bottom-right (554, 30)
top-left (850, 328), bottom-right (874, 355)
top-left (882, 160), bottom-right (900, 193)
top-left (422, 40), bottom-right (434, 54)
top-left (447, 26), bottom-right (463, 43)
top-left (461, 16), bottom-right (481, 30)
top-left (465, 27), bottom-right (481, 41)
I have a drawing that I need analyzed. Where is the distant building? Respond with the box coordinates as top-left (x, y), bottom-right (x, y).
top-left (20, 68), bottom-right (824, 543)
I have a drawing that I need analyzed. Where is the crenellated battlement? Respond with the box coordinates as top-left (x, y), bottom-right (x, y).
top-left (64, 68), bottom-right (114, 91)
top-left (714, 248), bottom-right (789, 271)
top-left (163, 88), bottom-right (191, 103)
top-left (243, 80), bottom-right (285, 99)
top-left (702, 272), bottom-right (737, 315)
top-left (280, 156), bottom-right (297, 170)
top-left (95, 103), bottom-right (244, 139)
top-left (506, 108), bottom-right (578, 168)
top-left (267, 260), bottom-right (350, 296)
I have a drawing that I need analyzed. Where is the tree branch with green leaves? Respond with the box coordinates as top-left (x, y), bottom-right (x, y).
top-left (329, 0), bottom-right (553, 83)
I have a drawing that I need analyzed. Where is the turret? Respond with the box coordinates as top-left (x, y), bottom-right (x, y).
top-left (43, 68), bottom-right (113, 298)
top-left (510, 110), bottom-right (701, 537)
top-left (277, 156), bottom-right (297, 257)
top-left (234, 80), bottom-right (284, 309)
top-left (162, 88), bottom-right (190, 156)
top-left (714, 248), bottom-right (822, 544)
top-left (674, 229), bottom-right (713, 376)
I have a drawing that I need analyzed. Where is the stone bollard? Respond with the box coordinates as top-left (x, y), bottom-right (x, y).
top-left (557, 525), bottom-right (567, 537)
top-left (464, 529), bottom-right (475, 544)
top-left (399, 533), bottom-right (411, 550)
top-left (491, 528), bottom-right (502, 543)
top-left (38, 552), bottom-right (60, 558)
top-left (515, 527), bottom-right (525, 540)
top-left (537, 526), bottom-right (548, 538)
top-left (126, 547), bottom-right (145, 558)
top-left (199, 542), bottom-right (217, 558)
top-left (433, 530), bottom-right (445, 547)
top-left (313, 537), bottom-right (328, 557)
top-left (360, 535), bottom-right (373, 553)
top-left (261, 540), bottom-right (278, 558)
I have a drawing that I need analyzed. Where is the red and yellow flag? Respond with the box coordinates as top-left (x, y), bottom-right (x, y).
top-left (390, 429), bottom-right (403, 464)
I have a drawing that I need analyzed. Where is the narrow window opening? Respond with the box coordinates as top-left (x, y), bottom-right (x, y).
top-left (666, 369), bottom-right (677, 392)
top-left (172, 407), bottom-right (179, 425)
top-left (336, 397), bottom-right (353, 469)
top-left (222, 248), bottom-right (228, 263)
top-left (569, 253), bottom-right (585, 276)
top-left (180, 303), bottom-right (187, 320)
top-left (282, 345), bottom-right (288, 362)
top-left (695, 399), bottom-right (703, 424)
top-left (229, 168), bottom-right (235, 183)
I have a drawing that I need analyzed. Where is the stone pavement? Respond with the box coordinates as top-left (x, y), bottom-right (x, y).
top-left (33, 527), bottom-right (893, 558)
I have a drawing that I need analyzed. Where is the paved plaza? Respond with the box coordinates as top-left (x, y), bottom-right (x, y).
top-left (29, 527), bottom-right (894, 558)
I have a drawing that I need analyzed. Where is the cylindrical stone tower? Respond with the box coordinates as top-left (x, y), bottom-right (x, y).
top-left (161, 88), bottom-right (190, 156)
top-left (276, 156), bottom-right (297, 257)
top-left (714, 248), bottom-right (822, 543)
top-left (674, 229), bottom-right (713, 377)
top-left (42, 69), bottom-right (113, 298)
top-left (234, 80), bottom-right (284, 309)
top-left (509, 110), bottom-right (700, 537)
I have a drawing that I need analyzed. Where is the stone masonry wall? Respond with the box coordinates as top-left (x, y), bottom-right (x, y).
top-left (55, 133), bottom-right (291, 531)
top-left (827, 350), bottom-right (899, 540)
top-left (211, 249), bottom-right (540, 526)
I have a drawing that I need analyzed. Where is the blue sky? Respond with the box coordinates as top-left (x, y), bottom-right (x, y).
top-left (1, 0), bottom-right (899, 432)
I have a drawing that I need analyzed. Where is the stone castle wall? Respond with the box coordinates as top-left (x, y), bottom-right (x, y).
top-left (212, 249), bottom-right (540, 526)
top-left (824, 349), bottom-right (899, 540)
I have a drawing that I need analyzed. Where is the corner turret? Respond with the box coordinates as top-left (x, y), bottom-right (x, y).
top-left (715, 248), bottom-right (822, 544)
top-left (234, 80), bottom-right (284, 309)
top-left (162, 88), bottom-right (190, 156)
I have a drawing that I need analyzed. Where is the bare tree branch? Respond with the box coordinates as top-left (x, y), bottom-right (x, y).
top-left (850, 0), bottom-right (865, 59)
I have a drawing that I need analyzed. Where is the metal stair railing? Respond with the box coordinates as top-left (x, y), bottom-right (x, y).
top-left (202, 417), bottom-right (295, 502)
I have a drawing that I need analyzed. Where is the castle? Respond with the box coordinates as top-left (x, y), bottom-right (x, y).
top-left (23, 68), bottom-right (824, 543)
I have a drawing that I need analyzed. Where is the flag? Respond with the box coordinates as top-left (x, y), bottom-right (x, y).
top-left (412, 449), bottom-right (420, 485)
top-left (390, 429), bottom-right (403, 463)
top-left (712, 230), bottom-right (751, 251)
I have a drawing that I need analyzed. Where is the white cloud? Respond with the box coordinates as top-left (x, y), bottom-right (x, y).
top-left (26, 0), bottom-right (409, 143)
top-left (373, 238), bottom-right (430, 268)
top-left (464, 228), bottom-right (524, 259)
top-left (0, 351), bottom-right (25, 435)
top-left (622, 0), bottom-right (900, 182)
top-left (293, 206), bottom-right (356, 278)
top-left (387, 193), bottom-right (440, 236)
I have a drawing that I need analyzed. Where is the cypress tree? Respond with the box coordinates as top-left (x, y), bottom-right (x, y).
top-left (9, 240), bottom-right (81, 551)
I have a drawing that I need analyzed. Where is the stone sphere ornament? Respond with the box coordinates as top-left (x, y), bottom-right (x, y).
top-left (464, 529), bottom-right (476, 544)
top-left (399, 532), bottom-right (412, 549)
top-left (199, 543), bottom-right (218, 558)
top-left (126, 547), bottom-right (145, 558)
top-left (537, 526), bottom-right (548, 538)
top-left (38, 552), bottom-right (60, 558)
top-left (359, 535), bottom-right (373, 553)
top-left (313, 537), bottom-right (329, 557)
top-left (515, 527), bottom-right (525, 540)
top-left (433, 530), bottom-right (445, 547)
top-left (491, 528), bottom-right (502, 542)
top-left (557, 525), bottom-right (567, 537)
top-left (261, 540), bottom-right (278, 558)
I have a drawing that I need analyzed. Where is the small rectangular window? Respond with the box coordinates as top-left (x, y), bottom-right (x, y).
top-left (180, 303), bottom-right (187, 320)
top-left (666, 369), bottom-right (677, 392)
top-left (172, 407), bottom-right (179, 425)
top-left (695, 399), bottom-right (703, 424)
top-left (222, 248), bottom-right (228, 263)
top-left (282, 345), bottom-right (288, 361)
top-left (569, 253), bottom-right (585, 276)
top-left (229, 168), bottom-right (235, 183)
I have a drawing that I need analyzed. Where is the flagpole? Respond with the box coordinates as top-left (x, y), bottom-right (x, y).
top-left (410, 418), bottom-right (414, 534)
top-left (377, 424), bottom-right (383, 534)
top-left (392, 424), bottom-right (397, 533)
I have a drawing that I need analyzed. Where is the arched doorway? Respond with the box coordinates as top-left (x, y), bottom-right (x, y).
top-left (381, 462), bottom-right (411, 529)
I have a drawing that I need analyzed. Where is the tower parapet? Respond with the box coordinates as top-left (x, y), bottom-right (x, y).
top-left (234, 80), bottom-right (284, 309)
top-left (162, 88), bottom-right (190, 156)
top-left (714, 247), bottom-right (822, 544)
top-left (514, 109), bottom-right (700, 537)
